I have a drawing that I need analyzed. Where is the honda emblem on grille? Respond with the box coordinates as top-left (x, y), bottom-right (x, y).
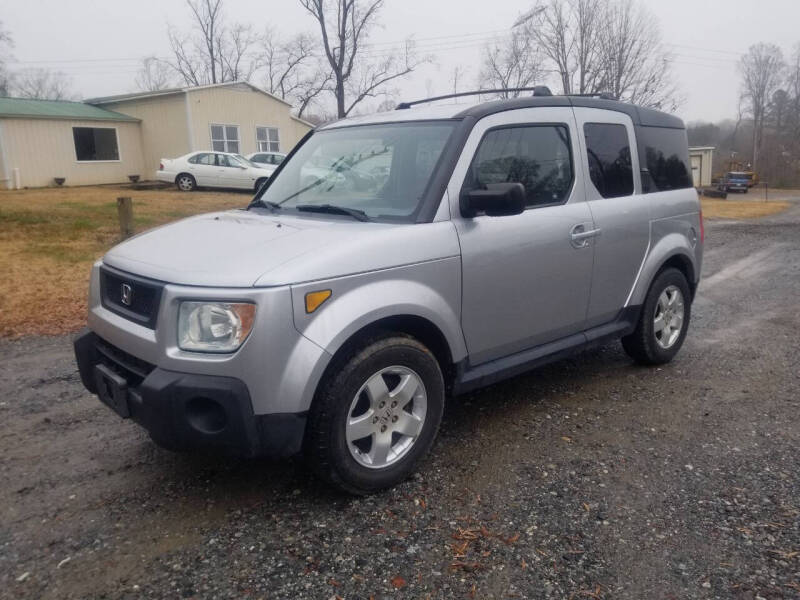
top-left (121, 283), bottom-right (133, 306)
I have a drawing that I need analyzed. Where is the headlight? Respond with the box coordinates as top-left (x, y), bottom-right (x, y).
top-left (178, 302), bottom-right (256, 353)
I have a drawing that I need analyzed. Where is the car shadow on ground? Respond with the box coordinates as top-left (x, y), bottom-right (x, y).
top-left (132, 342), bottom-right (634, 510)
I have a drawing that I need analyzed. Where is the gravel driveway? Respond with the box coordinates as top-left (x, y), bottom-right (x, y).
top-left (1, 206), bottom-right (799, 600)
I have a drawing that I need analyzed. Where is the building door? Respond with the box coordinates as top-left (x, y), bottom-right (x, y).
top-left (691, 155), bottom-right (701, 187)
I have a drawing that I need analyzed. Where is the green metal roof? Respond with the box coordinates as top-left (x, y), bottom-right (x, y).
top-left (0, 97), bottom-right (139, 122)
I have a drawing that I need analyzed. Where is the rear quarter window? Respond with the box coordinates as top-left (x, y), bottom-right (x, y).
top-left (638, 126), bottom-right (693, 192)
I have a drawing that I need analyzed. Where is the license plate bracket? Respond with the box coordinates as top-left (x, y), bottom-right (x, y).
top-left (93, 363), bottom-right (130, 418)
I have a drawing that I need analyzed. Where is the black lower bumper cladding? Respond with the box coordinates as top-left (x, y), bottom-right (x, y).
top-left (73, 329), bottom-right (305, 457)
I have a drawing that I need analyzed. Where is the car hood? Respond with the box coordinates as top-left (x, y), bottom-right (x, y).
top-left (102, 209), bottom-right (460, 287)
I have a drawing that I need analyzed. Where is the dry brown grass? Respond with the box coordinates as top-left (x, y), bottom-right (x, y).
top-left (0, 185), bottom-right (247, 337)
top-left (1, 186), bottom-right (794, 338)
top-left (701, 197), bottom-right (791, 220)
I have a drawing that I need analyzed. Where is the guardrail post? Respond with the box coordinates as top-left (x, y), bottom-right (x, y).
top-left (117, 197), bottom-right (134, 239)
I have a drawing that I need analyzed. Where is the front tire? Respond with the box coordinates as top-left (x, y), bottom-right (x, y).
top-left (254, 177), bottom-right (268, 193)
top-left (175, 173), bottom-right (196, 192)
top-left (622, 268), bottom-right (691, 365)
top-left (305, 334), bottom-right (444, 495)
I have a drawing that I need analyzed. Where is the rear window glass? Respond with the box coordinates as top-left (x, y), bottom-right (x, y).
top-left (583, 123), bottom-right (633, 199)
top-left (638, 126), bottom-right (693, 192)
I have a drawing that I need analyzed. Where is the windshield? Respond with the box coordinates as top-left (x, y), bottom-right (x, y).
top-left (256, 121), bottom-right (456, 221)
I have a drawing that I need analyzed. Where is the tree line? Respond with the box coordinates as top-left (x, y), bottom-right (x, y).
top-left (2, 0), bottom-right (680, 121)
top-left (689, 43), bottom-right (800, 187)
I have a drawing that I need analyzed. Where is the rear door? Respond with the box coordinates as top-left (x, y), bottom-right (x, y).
top-left (450, 107), bottom-right (597, 365)
top-left (187, 153), bottom-right (217, 186)
top-left (572, 107), bottom-right (650, 327)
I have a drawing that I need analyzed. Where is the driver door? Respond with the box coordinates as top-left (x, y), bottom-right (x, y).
top-left (450, 107), bottom-right (596, 365)
top-left (216, 154), bottom-right (250, 189)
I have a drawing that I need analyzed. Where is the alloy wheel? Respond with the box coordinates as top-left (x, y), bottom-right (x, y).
top-left (345, 366), bottom-right (427, 469)
top-left (653, 284), bottom-right (685, 349)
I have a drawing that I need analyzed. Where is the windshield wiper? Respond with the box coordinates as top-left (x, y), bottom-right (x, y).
top-left (295, 204), bottom-right (370, 222)
top-left (247, 197), bottom-right (282, 211)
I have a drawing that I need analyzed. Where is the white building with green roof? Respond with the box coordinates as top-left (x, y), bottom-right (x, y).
top-left (0, 82), bottom-right (312, 189)
top-left (0, 97), bottom-right (144, 188)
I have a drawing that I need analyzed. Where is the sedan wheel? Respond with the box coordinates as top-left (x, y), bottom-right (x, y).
top-left (176, 174), bottom-right (196, 192)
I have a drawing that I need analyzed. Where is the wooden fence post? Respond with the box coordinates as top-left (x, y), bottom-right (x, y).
top-left (117, 197), bottom-right (134, 239)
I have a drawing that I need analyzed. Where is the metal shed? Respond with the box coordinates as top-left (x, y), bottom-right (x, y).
top-left (689, 146), bottom-right (715, 188)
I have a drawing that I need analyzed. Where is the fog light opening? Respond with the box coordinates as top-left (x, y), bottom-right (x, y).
top-left (186, 397), bottom-right (228, 434)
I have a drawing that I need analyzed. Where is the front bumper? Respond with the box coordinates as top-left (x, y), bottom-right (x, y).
top-left (74, 329), bottom-right (306, 457)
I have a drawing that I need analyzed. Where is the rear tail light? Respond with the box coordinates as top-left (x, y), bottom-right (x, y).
top-left (699, 210), bottom-right (705, 242)
top-left (159, 162), bottom-right (164, 171)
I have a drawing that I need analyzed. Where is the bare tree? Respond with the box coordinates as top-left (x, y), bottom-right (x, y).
top-left (299, 0), bottom-right (421, 118)
top-left (478, 29), bottom-right (542, 97)
top-left (571, 0), bottom-right (604, 94)
top-left (596, 0), bottom-right (678, 110)
top-left (11, 68), bottom-right (74, 100)
top-left (739, 43), bottom-right (785, 170)
top-left (522, 0), bottom-right (608, 95)
top-left (0, 20), bottom-right (13, 96)
top-left (525, 0), bottom-right (573, 93)
top-left (521, 0), bottom-right (676, 107)
top-left (263, 30), bottom-right (313, 98)
top-left (450, 65), bottom-right (467, 96)
top-left (168, 0), bottom-right (261, 86)
top-left (135, 57), bottom-right (175, 91)
top-left (262, 29), bottom-right (330, 117)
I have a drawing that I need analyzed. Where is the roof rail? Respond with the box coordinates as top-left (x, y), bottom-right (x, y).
top-left (395, 86), bottom-right (553, 110)
top-left (567, 92), bottom-right (618, 101)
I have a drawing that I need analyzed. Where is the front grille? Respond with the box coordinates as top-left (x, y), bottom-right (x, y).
top-left (100, 266), bottom-right (163, 329)
top-left (95, 336), bottom-right (155, 387)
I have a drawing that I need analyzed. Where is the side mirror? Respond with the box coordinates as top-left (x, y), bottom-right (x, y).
top-left (460, 182), bottom-right (526, 218)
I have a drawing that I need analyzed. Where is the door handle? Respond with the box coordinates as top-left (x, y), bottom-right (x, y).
top-left (570, 225), bottom-right (601, 248)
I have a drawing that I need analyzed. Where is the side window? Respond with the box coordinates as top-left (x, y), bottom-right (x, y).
top-left (189, 153), bottom-right (213, 165)
top-left (583, 123), bottom-right (633, 199)
top-left (638, 126), bottom-right (693, 192)
top-left (463, 125), bottom-right (574, 209)
top-left (251, 154), bottom-right (266, 163)
top-left (218, 154), bottom-right (242, 168)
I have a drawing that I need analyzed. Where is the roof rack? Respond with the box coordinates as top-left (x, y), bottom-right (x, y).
top-left (395, 86), bottom-right (554, 110)
top-left (567, 92), bottom-right (618, 101)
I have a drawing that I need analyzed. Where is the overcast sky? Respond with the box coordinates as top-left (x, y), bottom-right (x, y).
top-left (3, 0), bottom-right (799, 123)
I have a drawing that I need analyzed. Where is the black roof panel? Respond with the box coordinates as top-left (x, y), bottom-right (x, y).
top-left (454, 95), bottom-right (685, 129)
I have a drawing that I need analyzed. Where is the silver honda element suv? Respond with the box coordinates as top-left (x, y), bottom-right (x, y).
top-left (75, 88), bottom-right (703, 494)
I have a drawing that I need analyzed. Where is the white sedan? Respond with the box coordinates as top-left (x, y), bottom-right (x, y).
top-left (246, 151), bottom-right (286, 176)
top-left (157, 151), bottom-right (274, 192)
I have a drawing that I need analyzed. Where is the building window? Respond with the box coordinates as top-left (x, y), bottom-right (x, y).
top-left (73, 127), bottom-right (119, 161)
top-left (210, 124), bottom-right (240, 153)
top-left (256, 126), bottom-right (280, 152)
top-left (583, 123), bottom-right (633, 199)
